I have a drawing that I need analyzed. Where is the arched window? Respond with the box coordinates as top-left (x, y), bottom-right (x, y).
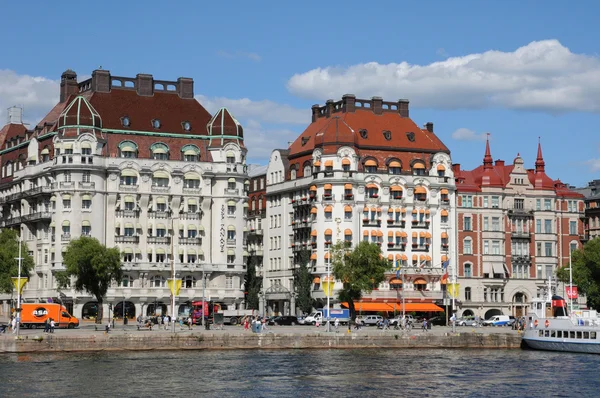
top-left (183, 275), bottom-right (196, 288)
top-left (183, 172), bottom-right (201, 189)
top-left (412, 161), bottom-right (426, 176)
top-left (388, 160), bottom-right (401, 175)
top-left (151, 275), bottom-right (166, 287)
top-left (303, 161), bottom-right (311, 177)
top-left (290, 166), bottom-right (297, 180)
top-left (364, 159), bottom-right (378, 173)
top-left (226, 151), bottom-right (236, 164)
top-left (119, 141), bottom-right (138, 158)
top-left (181, 144), bottom-right (200, 162)
top-left (463, 239), bottom-right (472, 255)
top-left (258, 196), bottom-right (263, 210)
top-left (437, 164), bottom-right (446, 177)
top-left (464, 262), bottom-right (472, 277)
top-left (414, 186), bottom-right (427, 202)
top-left (150, 143), bottom-right (169, 160)
top-left (120, 275), bottom-right (134, 287)
top-left (120, 169), bottom-right (138, 186)
top-left (365, 183), bottom-right (379, 198)
top-left (152, 170), bottom-right (170, 187)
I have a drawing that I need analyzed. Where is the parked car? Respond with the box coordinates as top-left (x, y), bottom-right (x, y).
top-left (269, 316), bottom-right (299, 326)
top-left (456, 317), bottom-right (477, 327)
top-left (482, 315), bottom-right (511, 327)
top-left (427, 316), bottom-right (447, 326)
top-left (357, 315), bottom-right (383, 326)
top-left (389, 315), bottom-right (415, 327)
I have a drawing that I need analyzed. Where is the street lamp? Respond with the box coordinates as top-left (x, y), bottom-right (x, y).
top-left (12, 234), bottom-right (25, 337)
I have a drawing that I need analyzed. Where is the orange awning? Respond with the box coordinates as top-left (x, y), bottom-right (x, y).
top-left (419, 232), bottom-right (426, 237)
top-left (387, 254), bottom-right (394, 260)
top-left (388, 231), bottom-right (394, 237)
top-left (324, 183), bottom-right (332, 190)
top-left (420, 255), bottom-right (426, 261)
top-left (342, 158), bottom-right (351, 166)
top-left (441, 209), bottom-right (449, 216)
top-left (313, 277), bottom-right (320, 283)
top-left (396, 231), bottom-right (406, 237)
top-left (425, 209), bottom-right (430, 215)
top-left (391, 186), bottom-right (403, 192)
top-left (395, 254), bottom-right (402, 260)
top-left (376, 231), bottom-right (383, 237)
top-left (389, 160), bottom-right (401, 168)
top-left (324, 228), bottom-right (332, 235)
top-left (403, 303), bottom-right (444, 312)
top-left (324, 160), bottom-right (333, 167)
top-left (401, 254), bottom-right (408, 261)
top-left (413, 163), bottom-right (425, 169)
top-left (414, 186), bottom-right (427, 194)
top-left (437, 164), bottom-right (446, 171)
top-left (376, 207), bottom-right (382, 213)
top-left (401, 208), bottom-right (407, 214)
top-left (310, 253), bottom-right (317, 260)
top-left (425, 232), bottom-right (432, 238)
top-left (342, 302), bottom-right (443, 312)
top-left (324, 205), bottom-right (333, 212)
top-left (365, 160), bottom-right (377, 167)
top-left (412, 232), bottom-right (418, 238)
top-left (363, 206), bottom-right (369, 212)
top-left (313, 161), bottom-right (321, 167)
top-left (371, 230), bottom-right (378, 237)
top-left (344, 205), bottom-right (352, 212)
top-left (441, 232), bottom-right (448, 238)
top-left (440, 188), bottom-right (449, 194)
top-left (310, 207), bottom-right (318, 214)
top-left (366, 183), bottom-right (378, 189)
top-left (324, 252), bottom-right (330, 259)
top-left (311, 230), bottom-right (318, 236)
top-left (441, 255), bottom-right (448, 261)
top-left (309, 185), bottom-right (317, 191)
top-left (344, 229), bottom-right (352, 236)
top-left (342, 302), bottom-right (395, 312)
top-left (344, 183), bottom-right (353, 189)
top-left (412, 209), bottom-right (418, 214)
top-left (363, 230), bottom-right (369, 236)
top-left (426, 255), bottom-right (431, 261)
top-left (389, 278), bottom-right (402, 284)
top-left (412, 254), bottom-right (418, 260)
top-left (413, 278), bottom-right (427, 285)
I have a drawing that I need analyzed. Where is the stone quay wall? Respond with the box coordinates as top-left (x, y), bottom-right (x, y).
top-left (0, 332), bottom-right (522, 353)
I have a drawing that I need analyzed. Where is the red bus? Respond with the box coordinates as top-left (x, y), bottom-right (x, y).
top-left (190, 301), bottom-right (221, 325)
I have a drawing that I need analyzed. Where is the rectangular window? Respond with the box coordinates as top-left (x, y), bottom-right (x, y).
top-left (464, 216), bottom-right (472, 231)
top-left (492, 217), bottom-right (500, 232)
top-left (464, 240), bottom-right (472, 255)
top-left (82, 171), bottom-right (91, 183)
top-left (514, 198), bottom-right (524, 209)
top-left (544, 219), bottom-right (552, 234)
top-left (63, 199), bottom-right (71, 209)
top-left (464, 264), bottom-right (472, 278)
top-left (536, 219), bottom-right (541, 233)
top-left (64, 171), bottom-right (71, 182)
top-left (537, 242), bottom-right (542, 257)
top-left (81, 226), bottom-right (91, 236)
top-left (483, 197), bottom-right (488, 208)
top-left (545, 265), bottom-right (553, 279)
top-left (492, 240), bottom-right (500, 255)
top-left (544, 199), bottom-right (551, 210)
top-left (483, 217), bottom-right (489, 231)
top-left (483, 240), bottom-right (489, 254)
top-left (225, 276), bottom-right (233, 289)
top-left (570, 221), bottom-right (577, 235)
top-left (536, 199), bottom-right (541, 211)
top-left (545, 242), bottom-right (552, 257)
top-left (491, 196), bottom-right (499, 208)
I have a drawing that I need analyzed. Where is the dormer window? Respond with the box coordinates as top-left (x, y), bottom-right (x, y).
top-left (121, 116), bottom-right (130, 127)
top-left (383, 130), bottom-right (392, 141)
top-left (152, 119), bottom-right (161, 129)
top-left (412, 162), bottom-right (426, 176)
top-left (406, 132), bottom-right (415, 142)
top-left (301, 137), bottom-right (310, 146)
top-left (151, 143), bottom-right (169, 160)
top-left (182, 121), bottom-right (191, 131)
top-left (364, 159), bottom-right (377, 173)
top-left (359, 129), bottom-right (368, 139)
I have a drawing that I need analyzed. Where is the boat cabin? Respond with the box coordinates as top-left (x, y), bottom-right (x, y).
top-left (530, 295), bottom-right (569, 319)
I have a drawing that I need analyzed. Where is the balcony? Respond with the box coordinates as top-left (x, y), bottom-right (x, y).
top-left (366, 196), bottom-right (380, 204)
top-left (116, 210), bottom-right (139, 218)
top-left (322, 193), bottom-right (334, 201)
top-left (224, 188), bottom-right (240, 195)
top-left (61, 234), bottom-right (71, 241)
top-left (362, 218), bottom-right (381, 226)
top-left (411, 244), bottom-right (430, 252)
top-left (342, 194), bottom-right (354, 202)
top-left (183, 187), bottom-right (202, 195)
top-left (148, 211), bottom-right (171, 219)
top-left (119, 184), bottom-right (139, 192)
top-left (115, 236), bottom-right (140, 243)
top-left (387, 220), bottom-right (406, 228)
top-left (387, 243), bottom-right (406, 251)
top-left (411, 221), bottom-right (430, 229)
top-left (511, 231), bottom-right (531, 239)
top-left (151, 185), bottom-right (170, 193)
top-left (78, 181), bottom-right (96, 189)
top-left (508, 208), bottom-right (534, 217)
top-left (512, 255), bottom-right (531, 264)
top-left (1, 216), bottom-right (22, 227)
top-left (22, 211), bottom-right (52, 223)
top-left (178, 237), bottom-right (201, 245)
top-left (389, 198), bottom-right (404, 205)
top-left (227, 239), bottom-right (237, 246)
top-left (147, 236), bottom-right (171, 244)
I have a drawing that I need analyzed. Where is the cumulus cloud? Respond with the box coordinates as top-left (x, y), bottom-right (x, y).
top-left (217, 50), bottom-right (262, 62)
top-left (196, 94), bottom-right (307, 125)
top-left (0, 69), bottom-right (59, 124)
top-left (287, 40), bottom-right (600, 113)
top-left (585, 158), bottom-right (600, 173)
top-left (451, 128), bottom-right (489, 142)
top-left (243, 119), bottom-right (299, 161)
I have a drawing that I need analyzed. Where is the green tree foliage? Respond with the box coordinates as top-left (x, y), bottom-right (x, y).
top-left (244, 254), bottom-right (262, 310)
top-left (331, 241), bottom-right (391, 321)
top-left (294, 249), bottom-right (314, 315)
top-left (0, 229), bottom-right (35, 294)
top-left (56, 237), bottom-right (122, 323)
top-left (557, 238), bottom-right (600, 310)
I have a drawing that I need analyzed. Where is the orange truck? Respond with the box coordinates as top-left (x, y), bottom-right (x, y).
top-left (20, 303), bottom-right (80, 329)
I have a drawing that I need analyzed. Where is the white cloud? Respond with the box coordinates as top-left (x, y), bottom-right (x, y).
top-left (451, 128), bottom-right (489, 142)
top-left (0, 69), bottom-right (59, 124)
top-left (585, 158), bottom-right (600, 172)
top-left (216, 50), bottom-right (261, 62)
top-left (243, 119), bottom-right (299, 161)
top-left (287, 40), bottom-right (600, 113)
top-left (196, 94), bottom-right (307, 125)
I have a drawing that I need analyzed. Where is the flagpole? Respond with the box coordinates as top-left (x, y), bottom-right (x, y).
top-left (569, 250), bottom-right (573, 315)
top-left (16, 234), bottom-right (23, 337)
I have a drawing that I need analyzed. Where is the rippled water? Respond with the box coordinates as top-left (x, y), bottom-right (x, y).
top-left (0, 349), bottom-right (598, 397)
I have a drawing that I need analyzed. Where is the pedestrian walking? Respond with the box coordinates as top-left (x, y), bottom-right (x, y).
top-left (11, 317), bottom-right (17, 334)
top-left (422, 319), bottom-right (428, 332)
top-left (50, 318), bottom-right (55, 333)
top-left (187, 316), bottom-right (192, 330)
top-left (261, 317), bottom-right (268, 332)
top-left (164, 315), bottom-right (169, 330)
top-left (44, 318), bottom-right (51, 333)
top-left (334, 318), bottom-right (339, 331)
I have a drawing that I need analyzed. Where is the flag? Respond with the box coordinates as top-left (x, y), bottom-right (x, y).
top-left (419, 260), bottom-right (427, 268)
top-left (396, 270), bottom-right (401, 279)
top-left (442, 260), bottom-right (449, 271)
top-left (441, 272), bottom-right (448, 283)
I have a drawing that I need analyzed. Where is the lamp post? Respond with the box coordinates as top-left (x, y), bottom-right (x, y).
top-left (568, 250), bottom-right (573, 314)
top-left (14, 234), bottom-right (24, 337)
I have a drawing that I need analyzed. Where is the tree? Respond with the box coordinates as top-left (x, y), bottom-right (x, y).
top-left (557, 238), bottom-right (600, 310)
top-left (244, 254), bottom-right (262, 310)
top-left (56, 237), bottom-right (122, 323)
top-left (0, 229), bottom-right (35, 294)
top-left (294, 249), bottom-right (314, 315)
top-left (331, 241), bottom-right (391, 322)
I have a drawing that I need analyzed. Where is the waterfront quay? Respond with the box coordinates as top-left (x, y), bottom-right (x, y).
top-left (0, 324), bottom-right (521, 353)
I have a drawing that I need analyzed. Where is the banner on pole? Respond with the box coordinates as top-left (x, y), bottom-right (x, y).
top-left (11, 277), bottom-right (27, 294)
top-left (322, 276), bottom-right (335, 297)
top-left (565, 286), bottom-right (579, 299)
top-left (167, 278), bottom-right (182, 296)
top-left (447, 283), bottom-right (460, 299)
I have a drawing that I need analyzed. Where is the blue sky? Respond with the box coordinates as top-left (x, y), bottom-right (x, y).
top-left (1, 1), bottom-right (599, 186)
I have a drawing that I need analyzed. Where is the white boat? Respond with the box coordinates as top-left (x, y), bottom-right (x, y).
top-left (522, 280), bottom-right (600, 354)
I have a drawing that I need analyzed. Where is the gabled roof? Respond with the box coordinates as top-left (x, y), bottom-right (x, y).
top-left (0, 123), bottom-right (29, 151)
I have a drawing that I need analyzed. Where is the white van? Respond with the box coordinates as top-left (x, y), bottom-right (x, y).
top-left (482, 315), bottom-right (510, 327)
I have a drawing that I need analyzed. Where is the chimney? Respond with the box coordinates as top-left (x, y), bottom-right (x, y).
top-left (325, 99), bottom-right (335, 117)
top-left (311, 105), bottom-right (321, 122)
top-left (7, 106), bottom-right (23, 124)
top-left (398, 99), bottom-right (409, 117)
top-left (92, 69), bottom-right (111, 93)
top-left (425, 122), bottom-right (434, 133)
top-left (177, 77), bottom-right (194, 99)
top-left (452, 163), bottom-right (461, 173)
top-left (495, 159), bottom-right (505, 167)
top-left (371, 96), bottom-right (383, 115)
top-left (60, 69), bottom-right (78, 103)
top-left (342, 94), bottom-right (356, 113)
top-left (136, 73), bottom-right (154, 97)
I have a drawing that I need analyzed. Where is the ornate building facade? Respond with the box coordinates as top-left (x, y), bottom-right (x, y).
top-left (0, 69), bottom-right (249, 319)
top-left (574, 179), bottom-right (600, 242)
top-left (454, 139), bottom-right (585, 319)
top-left (263, 95), bottom-right (457, 316)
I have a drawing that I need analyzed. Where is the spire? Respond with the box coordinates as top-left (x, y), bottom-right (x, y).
top-left (483, 133), bottom-right (493, 170)
top-left (535, 137), bottom-right (545, 173)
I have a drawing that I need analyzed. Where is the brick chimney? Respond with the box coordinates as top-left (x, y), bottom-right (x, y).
top-left (398, 99), bottom-right (409, 117)
top-left (325, 99), bottom-right (335, 117)
top-left (60, 69), bottom-right (78, 103)
top-left (311, 105), bottom-right (321, 122)
top-left (371, 96), bottom-right (383, 115)
top-left (136, 74), bottom-right (154, 97)
top-left (177, 77), bottom-right (194, 99)
top-left (425, 122), bottom-right (434, 133)
top-left (495, 159), bottom-right (505, 167)
top-left (342, 94), bottom-right (356, 113)
top-left (92, 69), bottom-right (111, 93)
top-left (452, 163), bottom-right (461, 173)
